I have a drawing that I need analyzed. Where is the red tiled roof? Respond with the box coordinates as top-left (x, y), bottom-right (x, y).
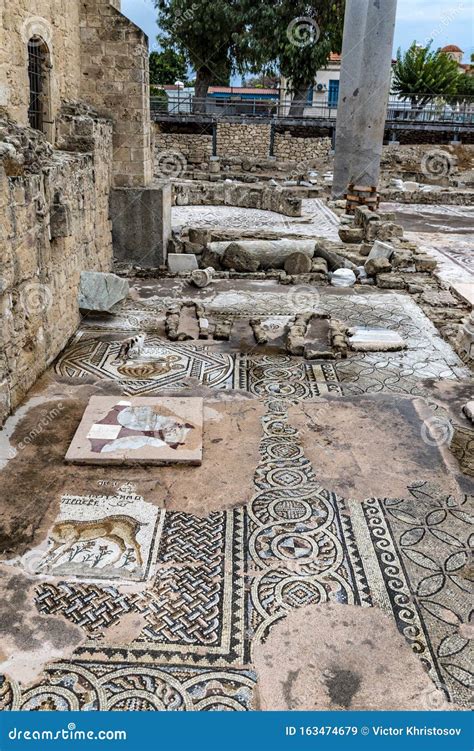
top-left (441, 45), bottom-right (463, 53)
top-left (208, 86), bottom-right (278, 95)
top-left (329, 52), bottom-right (341, 62)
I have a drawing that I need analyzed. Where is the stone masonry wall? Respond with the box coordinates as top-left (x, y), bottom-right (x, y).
top-left (216, 122), bottom-right (271, 158)
top-left (154, 131), bottom-right (212, 177)
top-left (274, 133), bottom-right (332, 162)
top-left (79, 0), bottom-right (153, 187)
top-left (0, 111), bottom-right (113, 425)
top-left (0, 0), bottom-right (152, 186)
top-left (152, 121), bottom-right (332, 166)
top-left (0, 0), bottom-right (82, 130)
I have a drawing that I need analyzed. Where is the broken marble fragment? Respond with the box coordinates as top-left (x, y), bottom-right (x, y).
top-left (78, 271), bottom-right (129, 312)
top-left (167, 253), bottom-right (198, 273)
top-left (331, 268), bottom-right (356, 287)
top-left (368, 239), bottom-right (394, 260)
top-left (347, 327), bottom-right (407, 352)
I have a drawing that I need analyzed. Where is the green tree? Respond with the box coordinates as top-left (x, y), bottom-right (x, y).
top-left (155, 0), bottom-right (245, 112)
top-left (239, 0), bottom-right (345, 116)
top-left (392, 42), bottom-right (461, 108)
top-left (149, 48), bottom-right (188, 86)
top-left (453, 72), bottom-right (474, 101)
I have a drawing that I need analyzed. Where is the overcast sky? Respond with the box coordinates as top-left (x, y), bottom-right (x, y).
top-left (121, 0), bottom-right (473, 64)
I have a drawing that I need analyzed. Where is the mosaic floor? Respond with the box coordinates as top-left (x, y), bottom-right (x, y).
top-left (172, 198), bottom-right (340, 241)
top-left (384, 202), bottom-right (474, 305)
top-left (57, 291), bottom-right (469, 397)
top-left (0, 284), bottom-right (472, 711)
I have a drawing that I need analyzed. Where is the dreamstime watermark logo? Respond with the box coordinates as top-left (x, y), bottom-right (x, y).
top-left (421, 415), bottom-right (454, 447)
top-left (286, 17), bottom-right (320, 48)
top-left (156, 149), bottom-right (187, 179)
top-left (8, 722), bottom-right (126, 742)
top-left (20, 282), bottom-right (53, 316)
top-left (174, 1), bottom-right (198, 28)
top-left (421, 149), bottom-right (454, 179)
top-left (7, 403), bottom-right (64, 461)
top-left (288, 284), bottom-right (320, 312)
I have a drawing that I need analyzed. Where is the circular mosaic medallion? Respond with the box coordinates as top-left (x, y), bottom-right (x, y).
top-left (272, 499), bottom-right (308, 520)
top-left (266, 441), bottom-right (302, 460)
top-left (267, 467), bottom-right (307, 488)
top-left (272, 533), bottom-right (316, 560)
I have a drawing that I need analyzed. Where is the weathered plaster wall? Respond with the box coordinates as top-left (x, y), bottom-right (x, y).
top-left (0, 110), bottom-right (113, 425)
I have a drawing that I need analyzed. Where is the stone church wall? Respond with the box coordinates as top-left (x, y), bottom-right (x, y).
top-left (0, 109), bottom-right (113, 425)
top-left (0, 0), bottom-right (82, 129)
top-left (79, 0), bottom-right (153, 187)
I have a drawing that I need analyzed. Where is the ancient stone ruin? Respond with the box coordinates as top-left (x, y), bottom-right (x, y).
top-left (0, 0), bottom-right (472, 719)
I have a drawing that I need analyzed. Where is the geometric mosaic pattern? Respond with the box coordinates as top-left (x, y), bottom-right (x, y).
top-left (2, 300), bottom-right (472, 710)
top-left (247, 397), bottom-right (372, 648)
top-left (0, 664), bottom-right (256, 711)
top-left (35, 507), bottom-right (247, 669)
top-left (55, 336), bottom-right (343, 400)
top-left (55, 335), bottom-right (238, 394)
top-left (358, 483), bottom-right (473, 706)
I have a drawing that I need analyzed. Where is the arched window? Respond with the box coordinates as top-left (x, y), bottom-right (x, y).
top-left (27, 36), bottom-right (51, 133)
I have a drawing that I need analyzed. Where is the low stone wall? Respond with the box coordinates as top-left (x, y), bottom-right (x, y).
top-left (153, 121), bottom-right (334, 176)
top-left (216, 122), bottom-right (271, 158)
top-left (155, 131), bottom-right (213, 175)
top-left (172, 180), bottom-right (301, 216)
top-left (274, 133), bottom-right (332, 163)
top-left (0, 110), bottom-right (113, 425)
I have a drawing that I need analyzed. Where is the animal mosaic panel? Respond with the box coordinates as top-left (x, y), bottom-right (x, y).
top-left (33, 505), bottom-right (247, 670)
top-left (18, 484), bottom-right (161, 582)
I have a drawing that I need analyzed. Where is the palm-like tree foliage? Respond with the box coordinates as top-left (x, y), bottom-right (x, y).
top-left (392, 42), bottom-right (461, 108)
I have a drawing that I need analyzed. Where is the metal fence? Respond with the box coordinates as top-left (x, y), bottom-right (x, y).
top-left (150, 93), bottom-right (474, 124)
